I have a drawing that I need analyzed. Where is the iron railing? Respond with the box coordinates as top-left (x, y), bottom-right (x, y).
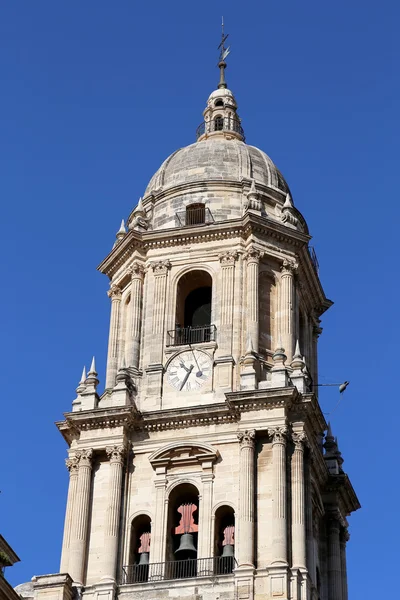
top-left (167, 324), bottom-right (216, 346)
top-left (308, 246), bottom-right (319, 274)
top-left (196, 117), bottom-right (245, 140)
top-left (122, 556), bottom-right (236, 584)
top-left (176, 206), bottom-right (214, 227)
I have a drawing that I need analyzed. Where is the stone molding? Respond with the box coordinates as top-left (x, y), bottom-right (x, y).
top-left (107, 285), bottom-right (122, 300)
top-left (106, 444), bottom-right (127, 465)
top-left (237, 429), bottom-right (256, 449)
top-left (149, 441), bottom-right (219, 472)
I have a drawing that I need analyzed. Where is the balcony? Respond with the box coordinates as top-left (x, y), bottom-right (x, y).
top-left (167, 324), bottom-right (216, 347)
top-left (196, 116), bottom-right (245, 141)
top-left (122, 556), bottom-right (236, 584)
top-left (176, 206), bottom-right (214, 227)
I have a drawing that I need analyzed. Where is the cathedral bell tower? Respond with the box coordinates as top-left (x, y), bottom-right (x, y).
top-left (30, 38), bottom-right (360, 600)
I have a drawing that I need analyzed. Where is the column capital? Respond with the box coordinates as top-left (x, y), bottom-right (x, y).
top-left (237, 429), bottom-right (256, 449)
top-left (129, 261), bottom-right (145, 280)
top-left (218, 250), bottom-right (239, 265)
top-left (76, 448), bottom-right (93, 467)
top-left (107, 285), bottom-right (122, 300)
top-left (281, 258), bottom-right (298, 276)
top-left (106, 444), bottom-right (127, 465)
top-left (244, 246), bottom-right (264, 264)
top-left (292, 431), bottom-right (308, 451)
top-left (65, 457), bottom-right (79, 475)
top-left (340, 528), bottom-right (350, 544)
top-left (150, 259), bottom-right (171, 275)
top-left (268, 426), bottom-right (288, 444)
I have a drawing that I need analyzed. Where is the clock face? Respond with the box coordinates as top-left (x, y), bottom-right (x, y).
top-left (167, 350), bottom-right (212, 391)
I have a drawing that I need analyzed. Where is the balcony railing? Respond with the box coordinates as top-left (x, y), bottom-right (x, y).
top-left (308, 246), bottom-right (319, 274)
top-left (122, 556), bottom-right (236, 584)
top-left (176, 206), bottom-right (214, 227)
top-left (196, 116), bottom-right (245, 141)
top-left (167, 324), bottom-right (216, 346)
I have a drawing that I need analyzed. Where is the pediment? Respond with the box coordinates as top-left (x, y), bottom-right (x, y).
top-left (149, 441), bottom-right (219, 470)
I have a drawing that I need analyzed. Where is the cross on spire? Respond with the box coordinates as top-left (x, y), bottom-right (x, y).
top-left (217, 17), bottom-right (230, 89)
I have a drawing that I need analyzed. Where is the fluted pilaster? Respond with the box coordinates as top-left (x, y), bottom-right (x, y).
top-left (102, 445), bottom-right (126, 581)
top-left (69, 449), bottom-right (93, 585)
top-left (197, 472), bottom-right (214, 559)
top-left (106, 286), bottom-right (122, 389)
top-left (218, 251), bottom-right (238, 354)
top-left (340, 529), bottom-right (349, 600)
top-left (328, 517), bottom-right (342, 600)
top-left (237, 430), bottom-right (256, 567)
top-left (280, 260), bottom-right (297, 362)
top-left (244, 247), bottom-right (263, 352)
top-left (268, 426), bottom-right (288, 565)
top-left (126, 262), bottom-right (144, 369)
top-left (60, 457), bottom-right (79, 572)
top-left (150, 260), bottom-right (171, 364)
top-left (291, 433), bottom-right (307, 569)
top-left (305, 456), bottom-right (316, 585)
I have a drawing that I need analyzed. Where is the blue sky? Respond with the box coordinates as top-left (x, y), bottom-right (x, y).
top-left (0, 1), bottom-right (398, 596)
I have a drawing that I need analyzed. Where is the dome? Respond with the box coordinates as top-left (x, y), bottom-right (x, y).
top-left (144, 138), bottom-right (289, 197)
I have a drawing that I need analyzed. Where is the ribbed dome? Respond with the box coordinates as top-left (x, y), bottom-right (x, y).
top-left (144, 138), bottom-right (289, 198)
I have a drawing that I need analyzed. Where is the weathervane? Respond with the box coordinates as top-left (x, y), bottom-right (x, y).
top-left (217, 17), bottom-right (230, 89)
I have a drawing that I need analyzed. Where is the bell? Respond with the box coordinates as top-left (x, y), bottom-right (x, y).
top-left (175, 532), bottom-right (197, 555)
top-left (221, 543), bottom-right (234, 557)
top-left (138, 552), bottom-right (149, 565)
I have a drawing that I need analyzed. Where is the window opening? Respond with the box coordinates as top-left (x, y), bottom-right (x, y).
top-left (185, 203), bottom-right (206, 226)
top-left (214, 115), bottom-right (224, 131)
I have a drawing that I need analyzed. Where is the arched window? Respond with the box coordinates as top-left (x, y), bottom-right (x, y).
top-left (214, 99), bottom-right (224, 107)
top-left (185, 203), bottom-right (206, 226)
top-left (214, 115), bottom-right (224, 131)
top-left (214, 505), bottom-right (235, 574)
top-left (127, 514), bottom-right (151, 583)
top-left (166, 483), bottom-right (200, 578)
top-left (172, 270), bottom-right (213, 345)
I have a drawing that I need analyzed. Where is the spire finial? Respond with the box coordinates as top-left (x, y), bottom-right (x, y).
top-left (217, 17), bottom-right (230, 89)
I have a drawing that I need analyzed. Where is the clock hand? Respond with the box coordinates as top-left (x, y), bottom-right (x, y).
top-left (189, 345), bottom-right (203, 377)
top-left (179, 364), bottom-right (194, 390)
top-left (179, 362), bottom-right (191, 372)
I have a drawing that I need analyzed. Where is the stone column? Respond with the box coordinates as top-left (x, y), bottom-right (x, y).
top-left (244, 247), bottom-right (263, 352)
top-left (280, 259), bottom-right (297, 363)
top-left (218, 251), bottom-right (238, 356)
top-left (69, 449), bottom-right (93, 585)
top-left (268, 427), bottom-right (288, 565)
top-left (126, 262), bottom-right (145, 369)
top-left (60, 457), bottom-right (79, 573)
top-left (291, 433), bottom-right (307, 569)
top-left (102, 445), bottom-right (126, 581)
top-left (149, 260), bottom-right (171, 364)
top-left (340, 529), bottom-right (349, 600)
top-left (106, 286), bottom-right (122, 389)
top-left (197, 471), bottom-right (214, 566)
top-left (237, 430), bottom-right (256, 567)
top-left (305, 457), bottom-right (316, 585)
top-left (150, 468), bottom-right (167, 565)
top-left (327, 517), bottom-right (342, 600)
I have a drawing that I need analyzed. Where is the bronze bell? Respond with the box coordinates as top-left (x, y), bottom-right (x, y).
top-left (175, 532), bottom-right (197, 555)
top-left (221, 543), bottom-right (234, 557)
top-left (138, 551), bottom-right (149, 565)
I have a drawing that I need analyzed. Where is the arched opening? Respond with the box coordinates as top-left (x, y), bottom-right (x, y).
top-left (171, 270), bottom-right (214, 345)
top-left (166, 483), bottom-right (199, 578)
top-left (214, 505), bottom-right (235, 574)
top-left (127, 514), bottom-right (151, 583)
top-left (185, 202), bottom-right (206, 226)
top-left (259, 274), bottom-right (276, 359)
top-left (214, 99), bottom-right (224, 107)
top-left (214, 115), bottom-right (224, 131)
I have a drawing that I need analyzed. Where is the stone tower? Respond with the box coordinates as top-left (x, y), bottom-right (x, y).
top-left (28, 56), bottom-right (360, 600)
